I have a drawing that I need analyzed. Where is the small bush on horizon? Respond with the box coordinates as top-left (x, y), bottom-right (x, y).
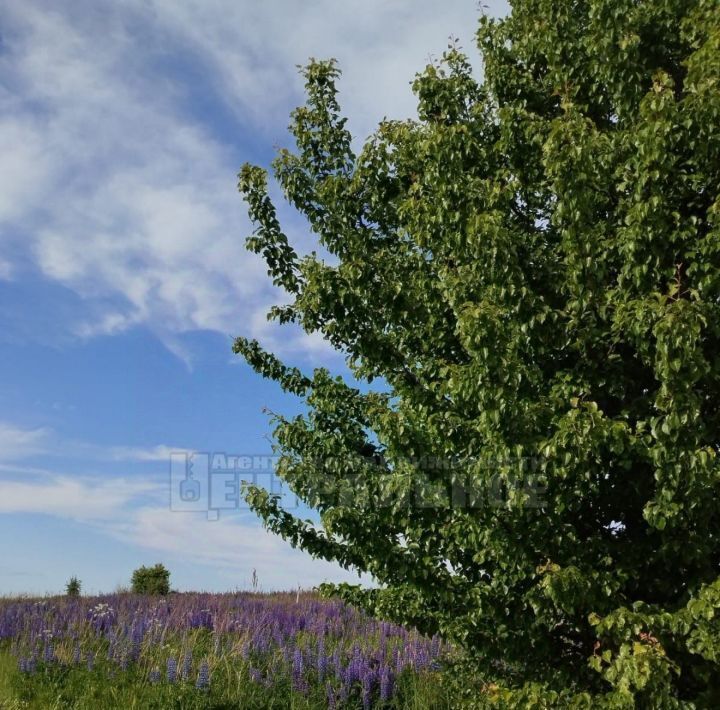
top-left (65, 577), bottom-right (81, 597)
top-left (130, 564), bottom-right (170, 596)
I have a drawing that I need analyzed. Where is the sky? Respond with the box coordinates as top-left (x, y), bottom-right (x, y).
top-left (0, 0), bottom-right (508, 596)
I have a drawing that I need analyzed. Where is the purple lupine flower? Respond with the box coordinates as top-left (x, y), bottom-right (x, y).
top-left (394, 646), bottom-right (403, 676)
top-left (362, 673), bottom-right (373, 710)
top-left (149, 668), bottom-right (161, 684)
top-left (326, 682), bottom-right (337, 710)
top-left (72, 643), bottom-right (81, 665)
top-left (345, 646), bottom-right (363, 686)
top-left (188, 609), bottom-right (213, 630)
top-left (380, 665), bottom-right (393, 702)
top-left (317, 648), bottom-right (328, 682)
top-left (331, 647), bottom-right (342, 675)
top-left (195, 660), bottom-right (210, 689)
top-left (166, 657), bottom-right (177, 683)
top-left (182, 650), bottom-right (193, 679)
top-left (292, 647), bottom-right (307, 693)
top-left (339, 681), bottom-right (350, 703)
top-left (86, 652), bottom-right (95, 671)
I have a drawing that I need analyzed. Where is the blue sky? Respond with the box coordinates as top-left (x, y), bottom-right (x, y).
top-left (0, 0), bottom-right (507, 595)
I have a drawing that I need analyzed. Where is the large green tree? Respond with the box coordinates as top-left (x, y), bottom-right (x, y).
top-left (234, 0), bottom-right (720, 705)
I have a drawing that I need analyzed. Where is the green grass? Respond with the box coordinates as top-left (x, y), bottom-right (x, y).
top-left (0, 650), bottom-right (20, 709)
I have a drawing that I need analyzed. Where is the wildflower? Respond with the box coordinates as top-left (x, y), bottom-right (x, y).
top-left (380, 665), bottom-right (393, 702)
top-left (317, 649), bottom-right (328, 683)
top-left (361, 671), bottom-right (375, 710)
top-left (339, 681), bottom-right (350, 703)
top-left (292, 647), bottom-right (307, 693)
top-left (362, 684), bottom-right (372, 709)
top-left (167, 657), bottom-right (178, 684)
top-left (90, 602), bottom-right (114, 619)
top-left (189, 609), bottom-right (213, 630)
top-left (149, 668), bottom-right (161, 684)
top-left (196, 660), bottom-right (210, 689)
top-left (326, 682), bottom-right (337, 710)
top-left (182, 650), bottom-right (193, 679)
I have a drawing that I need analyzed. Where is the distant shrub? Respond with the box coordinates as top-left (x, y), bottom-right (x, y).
top-left (65, 576), bottom-right (81, 597)
top-left (131, 564), bottom-right (170, 595)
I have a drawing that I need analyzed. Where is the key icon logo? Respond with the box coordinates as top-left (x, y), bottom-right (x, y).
top-left (180, 470), bottom-right (201, 502)
top-left (170, 453), bottom-right (209, 511)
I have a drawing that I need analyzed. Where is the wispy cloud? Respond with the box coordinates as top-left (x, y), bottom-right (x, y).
top-left (0, 0), bottom-right (505, 365)
top-left (106, 506), bottom-right (364, 589)
top-left (1, 3), bottom-right (275, 358)
top-left (0, 473), bottom-right (160, 520)
top-left (0, 422), bottom-right (53, 460)
top-left (0, 461), bottom-right (363, 589)
top-left (0, 420), bottom-right (187, 463)
top-left (0, 256), bottom-right (15, 281)
top-left (0, 419), bottom-right (364, 587)
top-left (138, 0), bottom-right (496, 140)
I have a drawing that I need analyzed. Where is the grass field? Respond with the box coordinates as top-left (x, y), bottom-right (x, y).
top-left (0, 592), bottom-right (451, 709)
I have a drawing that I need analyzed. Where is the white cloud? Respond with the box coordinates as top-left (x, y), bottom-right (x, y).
top-left (0, 0), bottom-right (507, 364)
top-left (106, 506), bottom-right (365, 589)
top-left (0, 420), bottom-right (188, 464)
top-left (0, 459), bottom-right (365, 589)
top-left (0, 118), bottom-right (55, 225)
top-left (108, 443), bottom-right (191, 462)
top-left (0, 422), bottom-right (53, 460)
top-left (1, 3), bottom-right (272, 354)
top-left (0, 410), bottom-right (368, 587)
top-left (141, 0), bottom-right (505, 140)
top-left (143, 0), bottom-right (508, 138)
top-left (0, 258), bottom-right (13, 280)
top-left (0, 474), bottom-right (159, 520)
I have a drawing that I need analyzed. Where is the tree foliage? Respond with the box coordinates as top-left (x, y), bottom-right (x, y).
top-left (131, 564), bottom-right (171, 596)
top-left (65, 576), bottom-right (81, 597)
top-left (234, 0), bottom-right (720, 705)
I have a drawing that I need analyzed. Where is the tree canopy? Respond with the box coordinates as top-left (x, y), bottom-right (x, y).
top-left (234, 0), bottom-right (720, 705)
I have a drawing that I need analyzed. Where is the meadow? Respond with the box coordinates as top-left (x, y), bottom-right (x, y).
top-left (0, 591), bottom-right (451, 709)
